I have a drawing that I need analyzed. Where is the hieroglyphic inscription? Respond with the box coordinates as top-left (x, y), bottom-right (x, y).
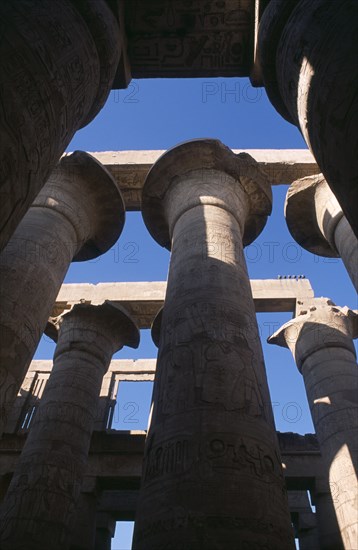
top-left (156, 301), bottom-right (266, 417)
top-left (125, 0), bottom-right (254, 77)
top-left (144, 434), bottom-right (283, 486)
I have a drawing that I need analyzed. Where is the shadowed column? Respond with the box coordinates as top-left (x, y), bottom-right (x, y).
top-left (288, 491), bottom-right (319, 550)
top-left (0, 301), bottom-right (139, 550)
top-left (0, 0), bottom-right (122, 251)
top-left (133, 139), bottom-right (294, 549)
top-left (0, 151), bottom-right (125, 435)
top-left (257, 0), bottom-right (358, 238)
top-left (269, 298), bottom-right (358, 549)
top-left (285, 175), bottom-right (358, 291)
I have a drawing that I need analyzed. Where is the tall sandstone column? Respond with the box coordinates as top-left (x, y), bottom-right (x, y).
top-left (0, 0), bottom-right (122, 251)
top-left (285, 175), bottom-right (358, 291)
top-left (133, 139), bottom-right (294, 549)
top-left (269, 299), bottom-right (358, 549)
top-left (0, 151), bottom-right (125, 435)
top-left (0, 302), bottom-right (139, 550)
top-left (257, 0), bottom-right (358, 238)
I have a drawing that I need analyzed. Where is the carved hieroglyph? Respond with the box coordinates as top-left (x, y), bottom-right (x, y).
top-left (132, 139), bottom-right (294, 549)
top-left (125, 0), bottom-right (254, 78)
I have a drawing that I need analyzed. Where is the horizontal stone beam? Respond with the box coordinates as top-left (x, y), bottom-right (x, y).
top-left (27, 359), bottom-right (156, 379)
top-left (65, 150), bottom-right (319, 210)
top-left (53, 279), bottom-right (314, 327)
top-left (0, 431), bottom-right (322, 514)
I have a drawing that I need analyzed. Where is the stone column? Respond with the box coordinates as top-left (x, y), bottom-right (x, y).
top-left (310, 477), bottom-right (344, 549)
top-left (0, 0), bottom-right (122, 251)
top-left (288, 491), bottom-right (319, 550)
top-left (257, 0), bottom-right (358, 238)
top-left (268, 298), bottom-right (358, 549)
top-left (69, 477), bottom-right (99, 550)
top-left (133, 139), bottom-right (294, 549)
top-left (0, 151), bottom-right (125, 435)
top-left (285, 175), bottom-right (358, 291)
top-left (0, 301), bottom-right (139, 550)
top-left (95, 513), bottom-right (116, 550)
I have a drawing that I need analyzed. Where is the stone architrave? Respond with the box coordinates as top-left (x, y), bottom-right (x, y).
top-left (269, 298), bottom-right (358, 549)
top-left (0, 0), bottom-right (122, 251)
top-left (132, 139), bottom-right (295, 549)
top-left (0, 152), bottom-right (125, 435)
top-left (257, 0), bottom-right (358, 238)
top-left (285, 175), bottom-right (358, 291)
top-left (0, 302), bottom-right (139, 550)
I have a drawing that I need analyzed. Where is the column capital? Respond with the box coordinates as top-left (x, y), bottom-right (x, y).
top-left (150, 307), bottom-right (162, 348)
top-left (268, 298), bottom-right (358, 370)
top-left (141, 139), bottom-right (272, 249)
top-left (257, 0), bottom-right (358, 238)
top-left (47, 301), bottom-right (139, 357)
top-left (34, 151), bottom-right (125, 261)
top-left (285, 174), bottom-right (343, 257)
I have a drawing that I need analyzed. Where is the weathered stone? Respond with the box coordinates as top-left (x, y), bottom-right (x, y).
top-left (269, 298), bottom-right (358, 549)
top-left (285, 175), bottom-right (358, 291)
top-left (124, 0), bottom-right (254, 78)
top-left (0, 0), bottom-right (121, 252)
top-left (83, 149), bottom-right (319, 210)
top-left (0, 152), bottom-right (125, 435)
top-left (0, 302), bottom-right (139, 550)
top-left (0, 430), bottom-right (325, 513)
top-left (70, 477), bottom-right (99, 550)
top-left (52, 277), bottom-right (315, 325)
top-left (133, 139), bottom-right (294, 549)
top-left (257, 0), bottom-right (358, 238)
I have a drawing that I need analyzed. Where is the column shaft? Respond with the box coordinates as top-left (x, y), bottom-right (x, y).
top-left (0, 303), bottom-right (139, 549)
top-left (257, 0), bottom-right (358, 238)
top-left (269, 302), bottom-right (358, 548)
top-left (311, 481), bottom-right (344, 549)
top-left (133, 140), bottom-right (294, 549)
top-left (0, 152), bottom-right (124, 434)
top-left (334, 216), bottom-right (358, 291)
top-left (285, 175), bottom-right (358, 292)
top-left (0, 0), bottom-right (122, 251)
top-left (302, 347), bottom-right (357, 547)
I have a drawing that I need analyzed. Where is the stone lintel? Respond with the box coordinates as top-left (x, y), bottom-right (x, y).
top-left (122, 0), bottom-right (254, 80)
top-left (0, 431), bottom-right (322, 506)
top-left (65, 149), bottom-right (319, 210)
top-left (52, 279), bottom-right (314, 327)
top-left (27, 359), bottom-right (157, 379)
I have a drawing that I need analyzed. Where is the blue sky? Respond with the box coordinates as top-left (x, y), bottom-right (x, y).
top-left (34, 77), bottom-right (357, 548)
